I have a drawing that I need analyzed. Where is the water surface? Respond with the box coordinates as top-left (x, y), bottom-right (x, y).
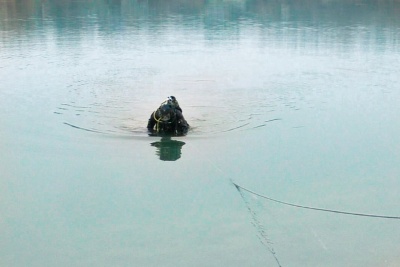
top-left (1, 1), bottom-right (400, 266)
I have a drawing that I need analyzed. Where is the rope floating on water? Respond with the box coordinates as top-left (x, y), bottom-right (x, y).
top-left (236, 183), bottom-right (282, 267)
top-left (233, 182), bottom-right (400, 220)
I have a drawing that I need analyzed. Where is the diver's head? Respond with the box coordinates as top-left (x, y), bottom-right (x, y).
top-left (157, 103), bottom-right (173, 121)
top-left (165, 96), bottom-right (179, 108)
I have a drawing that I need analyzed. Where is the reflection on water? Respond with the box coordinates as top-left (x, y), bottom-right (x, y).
top-left (2, 0), bottom-right (400, 55)
top-left (150, 137), bottom-right (185, 161)
top-left (2, 0), bottom-right (400, 57)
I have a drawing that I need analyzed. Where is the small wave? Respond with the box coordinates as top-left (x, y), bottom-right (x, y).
top-left (63, 122), bottom-right (105, 134)
top-left (221, 122), bottom-right (251, 132)
top-left (252, 124), bottom-right (267, 129)
top-left (61, 103), bottom-right (91, 109)
top-left (265, 118), bottom-right (281, 123)
top-left (63, 121), bottom-right (153, 139)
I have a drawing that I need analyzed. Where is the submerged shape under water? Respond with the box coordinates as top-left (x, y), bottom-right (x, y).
top-left (1, 0), bottom-right (400, 266)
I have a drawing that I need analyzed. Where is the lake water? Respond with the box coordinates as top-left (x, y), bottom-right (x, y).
top-left (1, 0), bottom-right (400, 266)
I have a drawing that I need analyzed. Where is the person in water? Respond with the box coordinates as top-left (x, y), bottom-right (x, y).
top-left (147, 96), bottom-right (189, 136)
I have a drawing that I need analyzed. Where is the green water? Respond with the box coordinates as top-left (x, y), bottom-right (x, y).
top-left (1, 1), bottom-right (400, 266)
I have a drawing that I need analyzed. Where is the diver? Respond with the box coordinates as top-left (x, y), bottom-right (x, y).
top-left (147, 96), bottom-right (189, 136)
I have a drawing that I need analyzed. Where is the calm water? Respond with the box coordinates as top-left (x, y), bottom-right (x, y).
top-left (1, 0), bottom-right (400, 266)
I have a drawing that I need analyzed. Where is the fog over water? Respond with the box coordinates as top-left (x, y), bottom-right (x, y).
top-left (1, 1), bottom-right (400, 266)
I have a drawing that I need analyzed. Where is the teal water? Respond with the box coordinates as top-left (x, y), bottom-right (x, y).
top-left (1, 1), bottom-right (400, 266)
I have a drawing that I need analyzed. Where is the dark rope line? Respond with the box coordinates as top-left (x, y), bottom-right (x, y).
top-left (233, 182), bottom-right (400, 220)
top-left (236, 184), bottom-right (282, 267)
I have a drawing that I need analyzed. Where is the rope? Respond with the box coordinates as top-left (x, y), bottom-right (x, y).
top-left (233, 182), bottom-right (400, 220)
top-left (153, 111), bottom-right (161, 132)
top-left (236, 183), bottom-right (282, 267)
